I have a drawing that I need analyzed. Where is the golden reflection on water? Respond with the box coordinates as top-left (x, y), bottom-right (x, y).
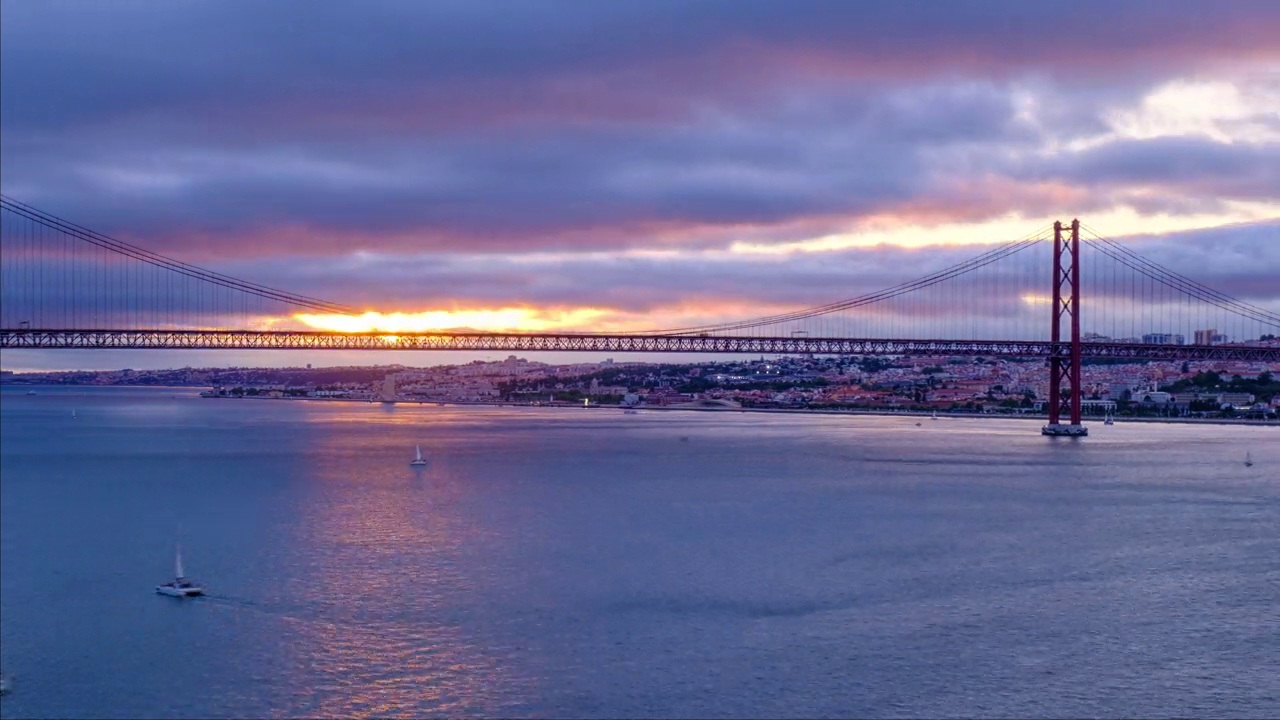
top-left (267, 405), bottom-right (529, 718)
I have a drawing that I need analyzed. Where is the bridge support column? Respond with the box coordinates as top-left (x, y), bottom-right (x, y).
top-left (1043, 219), bottom-right (1088, 437)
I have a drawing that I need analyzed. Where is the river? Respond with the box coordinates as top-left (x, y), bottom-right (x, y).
top-left (1, 386), bottom-right (1276, 718)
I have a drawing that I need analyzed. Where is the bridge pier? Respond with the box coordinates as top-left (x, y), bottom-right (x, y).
top-left (1041, 423), bottom-right (1088, 437)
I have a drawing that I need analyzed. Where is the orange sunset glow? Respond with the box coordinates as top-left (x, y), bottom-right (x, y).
top-left (294, 308), bottom-right (609, 334)
top-left (293, 299), bottom-right (814, 335)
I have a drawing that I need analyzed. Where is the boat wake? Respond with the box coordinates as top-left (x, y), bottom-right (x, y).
top-left (197, 593), bottom-right (258, 609)
top-left (197, 594), bottom-right (344, 631)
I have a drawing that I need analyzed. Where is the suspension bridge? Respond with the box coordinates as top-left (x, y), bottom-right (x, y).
top-left (1, 195), bottom-right (1277, 435)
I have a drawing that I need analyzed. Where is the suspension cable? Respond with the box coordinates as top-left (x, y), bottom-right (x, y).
top-left (0, 196), bottom-right (355, 315)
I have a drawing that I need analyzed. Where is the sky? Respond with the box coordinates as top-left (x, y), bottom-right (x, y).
top-left (2, 0), bottom-right (1279, 371)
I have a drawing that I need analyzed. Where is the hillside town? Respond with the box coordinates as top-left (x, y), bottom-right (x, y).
top-left (5, 345), bottom-right (1278, 420)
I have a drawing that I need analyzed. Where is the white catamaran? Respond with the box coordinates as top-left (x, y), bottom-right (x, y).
top-left (410, 444), bottom-right (428, 466)
top-left (156, 544), bottom-right (205, 597)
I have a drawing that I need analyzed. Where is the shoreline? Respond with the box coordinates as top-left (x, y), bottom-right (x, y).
top-left (7, 384), bottom-right (1275, 427)
top-left (191, 391), bottom-right (1279, 427)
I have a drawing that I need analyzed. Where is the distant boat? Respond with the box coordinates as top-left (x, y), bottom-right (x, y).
top-left (410, 444), bottom-right (428, 466)
top-left (679, 436), bottom-right (690, 442)
top-left (1104, 412), bottom-right (1114, 426)
top-left (25, 390), bottom-right (36, 395)
top-left (71, 409), bottom-right (77, 419)
top-left (931, 410), bottom-right (938, 420)
top-left (0, 673), bottom-right (11, 696)
top-left (1245, 452), bottom-right (1253, 468)
top-left (156, 544), bottom-right (204, 598)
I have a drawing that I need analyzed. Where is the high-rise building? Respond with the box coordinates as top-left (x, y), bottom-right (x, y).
top-left (1193, 329), bottom-right (1217, 345)
top-left (1143, 333), bottom-right (1185, 345)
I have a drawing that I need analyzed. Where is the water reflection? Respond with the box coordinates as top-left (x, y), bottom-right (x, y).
top-left (263, 405), bottom-right (526, 717)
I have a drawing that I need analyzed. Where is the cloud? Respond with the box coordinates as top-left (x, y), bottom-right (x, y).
top-left (13, 74), bottom-right (1274, 259)
top-left (1040, 138), bottom-right (1280, 199)
top-left (3, 2), bottom-right (1279, 250)
top-left (5, 1), bottom-right (1278, 131)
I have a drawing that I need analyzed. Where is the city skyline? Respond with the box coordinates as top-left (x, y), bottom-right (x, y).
top-left (6, 350), bottom-right (1275, 421)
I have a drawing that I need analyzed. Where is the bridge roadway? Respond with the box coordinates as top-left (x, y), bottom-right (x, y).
top-left (2, 329), bottom-right (1277, 362)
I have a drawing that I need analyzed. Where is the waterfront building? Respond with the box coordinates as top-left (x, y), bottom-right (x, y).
top-left (1143, 332), bottom-right (1186, 345)
top-left (1216, 392), bottom-right (1257, 407)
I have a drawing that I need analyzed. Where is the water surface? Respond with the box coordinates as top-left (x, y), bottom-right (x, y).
top-left (2, 387), bottom-right (1277, 718)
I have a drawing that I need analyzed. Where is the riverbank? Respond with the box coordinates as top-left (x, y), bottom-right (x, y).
top-left (8, 385), bottom-right (1272, 427)
top-left (193, 391), bottom-right (1278, 427)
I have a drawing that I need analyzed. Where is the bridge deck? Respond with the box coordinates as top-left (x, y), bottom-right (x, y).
top-left (1, 329), bottom-right (1276, 362)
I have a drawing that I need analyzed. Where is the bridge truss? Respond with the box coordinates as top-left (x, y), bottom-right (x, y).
top-left (3, 328), bottom-right (1276, 363)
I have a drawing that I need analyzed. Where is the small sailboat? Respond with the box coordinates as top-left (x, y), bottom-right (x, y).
top-left (1245, 452), bottom-right (1253, 468)
top-left (1104, 411), bottom-right (1114, 426)
top-left (156, 544), bottom-right (204, 597)
top-left (71, 409), bottom-right (77, 419)
top-left (409, 444), bottom-right (428, 466)
top-left (931, 410), bottom-right (938, 420)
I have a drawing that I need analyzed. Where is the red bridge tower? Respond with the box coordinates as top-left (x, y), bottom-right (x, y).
top-left (1042, 219), bottom-right (1088, 437)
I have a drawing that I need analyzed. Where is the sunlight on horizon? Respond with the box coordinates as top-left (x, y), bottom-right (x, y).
top-left (295, 308), bottom-right (609, 334)
top-left (292, 299), bottom-right (815, 335)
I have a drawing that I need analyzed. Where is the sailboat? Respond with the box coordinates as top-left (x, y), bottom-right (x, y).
top-left (410, 444), bottom-right (428, 466)
top-left (71, 409), bottom-right (77, 419)
top-left (1245, 452), bottom-right (1253, 468)
top-left (156, 544), bottom-right (204, 597)
top-left (1104, 411), bottom-right (1114, 425)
